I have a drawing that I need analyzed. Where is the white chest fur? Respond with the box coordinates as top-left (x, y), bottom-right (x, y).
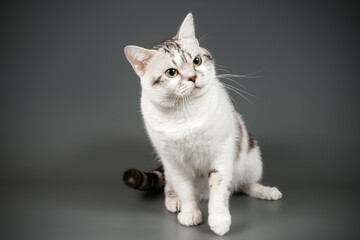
top-left (140, 84), bottom-right (236, 175)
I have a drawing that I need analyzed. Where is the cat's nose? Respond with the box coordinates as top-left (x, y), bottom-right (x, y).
top-left (188, 75), bottom-right (197, 83)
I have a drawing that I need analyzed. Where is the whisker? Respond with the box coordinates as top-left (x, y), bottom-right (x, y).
top-left (218, 68), bottom-right (264, 78)
top-left (215, 63), bottom-right (228, 68)
top-left (176, 95), bottom-right (181, 113)
top-left (181, 96), bottom-right (186, 116)
top-left (183, 96), bottom-right (189, 117)
top-left (221, 82), bottom-right (258, 99)
top-left (184, 96), bottom-right (190, 116)
top-left (217, 73), bottom-right (258, 80)
top-left (188, 94), bottom-right (194, 110)
top-left (217, 75), bottom-right (251, 92)
top-left (173, 94), bottom-right (180, 113)
top-left (223, 85), bottom-right (253, 104)
top-left (227, 93), bottom-right (237, 104)
top-left (198, 34), bottom-right (208, 43)
top-left (215, 68), bottom-right (230, 73)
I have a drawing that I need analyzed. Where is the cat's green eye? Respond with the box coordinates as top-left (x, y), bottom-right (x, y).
top-left (165, 68), bottom-right (178, 78)
top-left (193, 55), bottom-right (202, 67)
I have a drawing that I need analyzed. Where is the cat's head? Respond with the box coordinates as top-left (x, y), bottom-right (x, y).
top-left (124, 13), bottom-right (216, 108)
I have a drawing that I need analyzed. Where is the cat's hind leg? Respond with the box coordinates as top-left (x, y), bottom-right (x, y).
top-left (233, 141), bottom-right (282, 201)
top-left (242, 183), bottom-right (282, 200)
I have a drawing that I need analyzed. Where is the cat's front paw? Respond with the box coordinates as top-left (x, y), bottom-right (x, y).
top-left (165, 194), bottom-right (181, 213)
top-left (177, 208), bottom-right (202, 226)
top-left (208, 212), bottom-right (231, 236)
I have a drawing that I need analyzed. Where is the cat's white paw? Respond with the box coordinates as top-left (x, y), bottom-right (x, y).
top-left (267, 187), bottom-right (282, 200)
top-left (177, 208), bottom-right (202, 226)
top-left (165, 195), bottom-right (181, 213)
top-left (256, 186), bottom-right (282, 200)
top-left (208, 212), bottom-right (231, 236)
top-left (244, 184), bottom-right (282, 200)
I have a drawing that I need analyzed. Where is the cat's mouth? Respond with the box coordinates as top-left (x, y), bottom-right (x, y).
top-left (179, 81), bottom-right (201, 96)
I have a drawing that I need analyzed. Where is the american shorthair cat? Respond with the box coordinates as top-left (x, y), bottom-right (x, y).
top-left (123, 13), bottom-right (282, 236)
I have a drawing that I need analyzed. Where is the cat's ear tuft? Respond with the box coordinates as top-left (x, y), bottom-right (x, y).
top-left (124, 45), bottom-right (154, 77)
top-left (175, 13), bottom-right (198, 44)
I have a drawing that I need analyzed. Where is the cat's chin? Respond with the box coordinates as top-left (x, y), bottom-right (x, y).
top-left (191, 87), bottom-right (201, 94)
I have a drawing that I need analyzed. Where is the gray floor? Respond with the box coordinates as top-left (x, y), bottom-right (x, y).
top-left (2, 137), bottom-right (359, 240)
top-left (2, 182), bottom-right (359, 240)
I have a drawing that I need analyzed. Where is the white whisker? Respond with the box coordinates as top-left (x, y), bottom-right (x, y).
top-left (198, 34), bottom-right (208, 43)
top-left (217, 75), bottom-right (250, 92)
top-left (215, 68), bottom-right (230, 73)
top-left (222, 82), bottom-right (258, 99)
top-left (215, 63), bottom-right (228, 68)
top-left (223, 85), bottom-right (253, 104)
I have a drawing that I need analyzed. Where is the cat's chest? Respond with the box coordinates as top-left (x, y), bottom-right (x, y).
top-left (151, 116), bottom-right (210, 144)
top-left (152, 119), bottom-right (215, 165)
top-left (145, 113), bottom-right (218, 157)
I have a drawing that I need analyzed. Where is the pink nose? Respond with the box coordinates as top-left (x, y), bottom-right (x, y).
top-left (188, 75), bottom-right (197, 82)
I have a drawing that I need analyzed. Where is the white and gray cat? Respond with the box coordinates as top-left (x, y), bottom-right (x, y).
top-left (123, 13), bottom-right (282, 236)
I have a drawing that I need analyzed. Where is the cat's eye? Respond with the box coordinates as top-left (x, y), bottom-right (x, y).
top-left (193, 55), bottom-right (202, 67)
top-left (165, 68), bottom-right (178, 78)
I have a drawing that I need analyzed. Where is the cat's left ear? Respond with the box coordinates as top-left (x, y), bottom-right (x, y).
top-left (174, 13), bottom-right (199, 45)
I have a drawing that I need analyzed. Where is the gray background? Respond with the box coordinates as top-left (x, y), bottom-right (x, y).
top-left (1, 0), bottom-right (360, 239)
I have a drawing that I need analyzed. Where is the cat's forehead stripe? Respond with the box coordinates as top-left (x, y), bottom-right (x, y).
top-left (153, 39), bottom-right (187, 63)
top-left (173, 51), bottom-right (185, 66)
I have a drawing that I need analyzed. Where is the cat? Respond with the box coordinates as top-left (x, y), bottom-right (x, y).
top-left (123, 13), bottom-right (282, 236)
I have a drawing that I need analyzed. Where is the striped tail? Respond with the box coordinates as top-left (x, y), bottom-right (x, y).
top-left (123, 166), bottom-right (165, 191)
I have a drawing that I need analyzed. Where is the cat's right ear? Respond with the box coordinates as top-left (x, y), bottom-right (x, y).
top-left (124, 45), bottom-right (155, 78)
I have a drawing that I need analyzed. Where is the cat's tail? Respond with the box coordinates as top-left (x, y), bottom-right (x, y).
top-left (123, 166), bottom-right (165, 192)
